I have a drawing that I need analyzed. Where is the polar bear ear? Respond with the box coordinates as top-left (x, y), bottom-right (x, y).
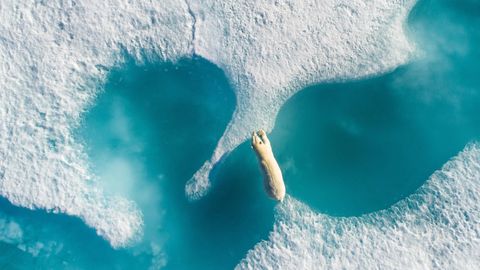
top-left (251, 131), bottom-right (258, 147)
top-left (258, 129), bottom-right (270, 145)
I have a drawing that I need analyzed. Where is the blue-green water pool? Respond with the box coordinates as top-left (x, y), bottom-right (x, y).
top-left (78, 57), bottom-right (276, 269)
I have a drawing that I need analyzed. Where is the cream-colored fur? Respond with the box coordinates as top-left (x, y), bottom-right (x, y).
top-left (251, 130), bottom-right (286, 201)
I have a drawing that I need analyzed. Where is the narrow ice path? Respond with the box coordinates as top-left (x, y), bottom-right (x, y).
top-left (186, 0), bottom-right (416, 199)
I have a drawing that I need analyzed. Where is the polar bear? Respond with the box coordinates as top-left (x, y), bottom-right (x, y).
top-left (251, 130), bottom-right (286, 201)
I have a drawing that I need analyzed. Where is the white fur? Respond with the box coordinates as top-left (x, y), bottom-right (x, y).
top-left (251, 130), bottom-right (286, 201)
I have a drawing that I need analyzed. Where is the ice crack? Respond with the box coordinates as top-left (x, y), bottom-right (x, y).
top-left (185, 0), bottom-right (197, 54)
